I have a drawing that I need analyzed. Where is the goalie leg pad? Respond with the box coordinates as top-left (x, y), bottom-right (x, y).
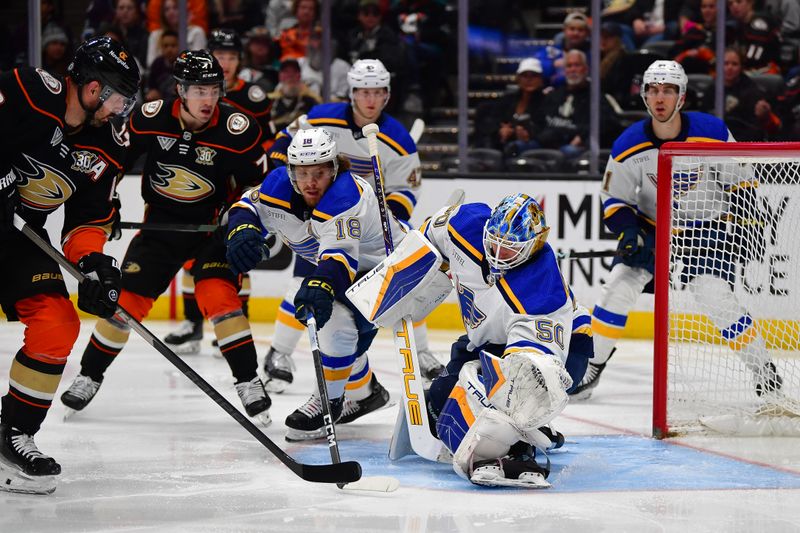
top-left (479, 350), bottom-right (571, 432)
top-left (451, 408), bottom-right (529, 482)
top-left (436, 361), bottom-right (493, 456)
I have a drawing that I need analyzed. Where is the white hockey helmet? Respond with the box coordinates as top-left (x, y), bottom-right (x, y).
top-left (347, 59), bottom-right (391, 102)
top-left (287, 127), bottom-right (339, 193)
top-left (640, 60), bottom-right (687, 121)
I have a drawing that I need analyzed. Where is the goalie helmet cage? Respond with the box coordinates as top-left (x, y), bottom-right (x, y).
top-left (654, 142), bottom-right (800, 439)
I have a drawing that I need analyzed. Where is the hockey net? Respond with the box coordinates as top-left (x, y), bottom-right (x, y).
top-left (654, 142), bottom-right (800, 438)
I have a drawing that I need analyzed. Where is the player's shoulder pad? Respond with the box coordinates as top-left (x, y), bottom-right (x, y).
top-left (377, 114), bottom-right (417, 156)
top-left (496, 244), bottom-right (569, 316)
top-left (4, 68), bottom-right (66, 119)
top-left (130, 99), bottom-right (173, 133)
top-left (446, 203), bottom-right (491, 264)
top-left (611, 119), bottom-right (653, 163)
top-left (209, 104), bottom-right (262, 152)
top-left (685, 111), bottom-right (730, 142)
top-left (253, 166), bottom-right (294, 212)
top-left (306, 102), bottom-right (350, 128)
top-left (243, 81), bottom-right (269, 105)
top-left (311, 170), bottom-right (363, 223)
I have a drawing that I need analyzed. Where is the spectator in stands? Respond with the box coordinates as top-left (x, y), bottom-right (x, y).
top-left (723, 47), bottom-right (780, 140)
top-left (267, 59), bottom-right (322, 136)
top-left (146, 0), bottom-right (207, 67)
top-left (473, 58), bottom-right (548, 153)
top-left (672, 0), bottom-right (717, 75)
top-left (277, 0), bottom-right (318, 61)
top-left (41, 24), bottom-right (71, 77)
top-left (146, 0), bottom-right (208, 34)
top-left (726, 0), bottom-right (781, 74)
top-left (13, 0), bottom-right (73, 67)
top-left (209, 0), bottom-right (265, 34)
top-left (240, 26), bottom-right (280, 92)
top-left (144, 29), bottom-right (180, 102)
top-left (111, 0), bottom-right (148, 68)
top-left (554, 12), bottom-right (592, 54)
top-left (533, 50), bottom-right (618, 158)
top-left (763, 0), bottom-right (800, 40)
top-left (299, 25), bottom-right (350, 100)
top-left (600, 22), bottom-right (630, 107)
top-left (266, 0), bottom-right (296, 38)
top-left (774, 72), bottom-right (800, 140)
top-left (343, 0), bottom-right (409, 115)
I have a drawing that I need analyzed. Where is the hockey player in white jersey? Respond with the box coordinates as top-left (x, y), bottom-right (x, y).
top-left (576, 60), bottom-right (781, 399)
top-left (224, 128), bottom-right (401, 440)
top-left (351, 194), bottom-right (593, 487)
top-left (260, 58), bottom-right (441, 393)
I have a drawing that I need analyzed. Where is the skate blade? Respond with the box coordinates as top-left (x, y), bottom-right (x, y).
top-left (252, 411), bottom-right (272, 428)
top-left (264, 377), bottom-right (291, 394)
top-left (165, 341), bottom-right (201, 355)
top-left (0, 463), bottom-right (57, 495)
top-left (63, 408), bottom-right (80, 422)
top-left (568, 388), bottom-right (594, 401)
top-left (284, 427), bottom-right (327, 442)
top-left (470, 468), bottom-right (550, 489)
top-left (341, 475), bottom-right (400, 493)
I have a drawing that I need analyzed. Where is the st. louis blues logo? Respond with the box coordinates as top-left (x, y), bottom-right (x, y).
top-left (672, 168), bottom-right (701, 201)
top-left (456, 281), bottom-right (486, 330)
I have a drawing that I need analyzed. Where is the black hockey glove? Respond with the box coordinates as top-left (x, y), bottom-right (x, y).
top-left (0, 170), bottom-right (19, 235)
top-left (77, 252), bottom-right (121, 319)
top-left (294, 276), bottom-right (335, 329)
top-left (617, 226), bottom-right (654, 271)
top-left (226, 223), bottom-right (269, 275)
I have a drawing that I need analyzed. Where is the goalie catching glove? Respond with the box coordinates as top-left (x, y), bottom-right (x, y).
top-left (77, 252), bottom-right (121, 319)
top-left (225, 222), bottom-right (270, 275)
top-left (294, 276), bottom-right (335, 328)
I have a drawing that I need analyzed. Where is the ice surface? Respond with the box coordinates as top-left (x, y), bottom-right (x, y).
top-left (1, 321), bottom-right (799, 532)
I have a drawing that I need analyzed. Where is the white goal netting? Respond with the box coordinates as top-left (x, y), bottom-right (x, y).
top-left (661, 152), bottom-right (800, 436)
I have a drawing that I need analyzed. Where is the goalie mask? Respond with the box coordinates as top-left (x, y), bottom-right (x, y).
top-left (287, 127), bottom-right (339, 194)
top-left (641, 60), bottom-right (687, 123)
top-left (483, 194), bottom-right (550, 275)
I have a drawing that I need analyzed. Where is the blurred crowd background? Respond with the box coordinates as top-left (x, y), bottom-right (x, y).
top-left (2, 0), bottom-right (799, 174)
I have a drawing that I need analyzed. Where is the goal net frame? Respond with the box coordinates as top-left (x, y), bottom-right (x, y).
top-left (654, 141), bottom-right (800, 439)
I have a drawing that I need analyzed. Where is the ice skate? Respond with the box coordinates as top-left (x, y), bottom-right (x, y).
top-left (340, 375), bottom-right (392, 424)
top-left (417, 350), bottom-right (445, 383)
top-left (263, 347), bottom-right (295, 393)
top-left (285, 394), bottom-right (343, 442)
top-left (235, 377), bottom-right (272, 427)
top-left (0, 424), bottom-right (60, 494)
top-left (754, 361), bottom-right (783, 397)
top-left (163, 319), bottom-right (203, 355)
top-left (61, 374), bottom-right (103, 418)
top-left (469, 443), bottom-right (550, 489)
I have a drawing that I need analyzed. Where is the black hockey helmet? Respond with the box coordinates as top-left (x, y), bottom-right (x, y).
top-left (173, 49), bottom-right (225, 88)
top-left (68, 36), bottom-right (140, 99)
top-left (67, 36), bottom-right (140, 118)
top-left (208, 28), bottom-right (242, 54)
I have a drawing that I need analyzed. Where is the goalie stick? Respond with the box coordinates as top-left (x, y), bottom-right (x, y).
top-left (305, 312), bottom-right (400, 492)
top-left (363, 123), bottom-right (448, 462)
top-left (12, 214), bottom-right (361, 486)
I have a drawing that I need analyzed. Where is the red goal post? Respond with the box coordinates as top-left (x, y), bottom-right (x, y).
top-left (654, 142), bottom-right (800, 438)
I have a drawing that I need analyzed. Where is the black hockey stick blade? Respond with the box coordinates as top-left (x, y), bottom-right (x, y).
top-left (119, 221), bottom-right (219, 232)
top-left (12, 214), bottom-right (362, 485)
top-left (557, 249), bottom-right (621, 260)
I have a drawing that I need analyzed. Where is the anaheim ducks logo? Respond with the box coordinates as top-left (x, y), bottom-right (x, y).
top-left (151, 162), bottom-right (215, 202)
top-left (14, 153), bottom-right (75, 211)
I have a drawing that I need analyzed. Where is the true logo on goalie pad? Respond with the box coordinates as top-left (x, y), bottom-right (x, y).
top-left (396, 321), bottom-right (423, 426)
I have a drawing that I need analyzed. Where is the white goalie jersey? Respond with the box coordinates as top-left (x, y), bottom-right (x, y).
top-left (421, 203), bottom-right (575, 364)
top-left (231, 166), bottom-right (408, 285)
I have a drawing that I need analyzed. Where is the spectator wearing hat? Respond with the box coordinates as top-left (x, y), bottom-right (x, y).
top-left (299, 25), bottom-right (350, 100)
top-left (343, 0), bottom-right (409, 115)
top-left (240, 26), bottom-right (280, 92)
top-left (554, 12), bottom-right (592, 54)
top-left (599, 22), bottom-right (629, 107)
top-left (474, 57), bottom-right (549, 153)
top-left (41, 24), bottom-right (71, 77)
top-left (267, 59), bottom-right (322, 136)
top-left (277, 0), bottom-right (319, 61)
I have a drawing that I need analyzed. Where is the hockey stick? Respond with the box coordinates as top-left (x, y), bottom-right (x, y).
top-left (119, 221), bottom-right (219, 232)
top-left (409, 118), bottom-right (425, 144)
top-left (556, 249), bottom-right (620, 260)
top-left (363, 123), bottom-right (447, 462)
top-left (305, 311), bottom-right (399, 492)
top-left (12, 214), bottom-right (361, 485)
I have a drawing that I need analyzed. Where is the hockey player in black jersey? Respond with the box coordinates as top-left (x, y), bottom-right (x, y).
top-left (0, 36), bottom-right (140, 494)
top-left (164, 28), bottom-right (274, 355)
top-left (61, 50), bottom-right (273, 427)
